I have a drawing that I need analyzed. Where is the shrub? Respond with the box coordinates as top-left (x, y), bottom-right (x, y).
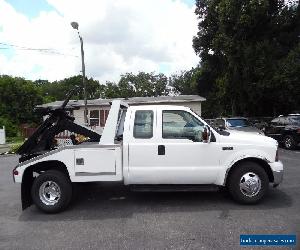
top-left (0, 116), bottom-right (18, 137)
top-left (9, 142), bottom-right (23, 154)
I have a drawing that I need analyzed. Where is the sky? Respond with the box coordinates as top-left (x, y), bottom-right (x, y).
top-left (0, 0), bottom-right (199, 83)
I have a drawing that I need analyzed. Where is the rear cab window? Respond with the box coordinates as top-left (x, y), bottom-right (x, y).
top-left (133, 110), bottom-right (154, 139)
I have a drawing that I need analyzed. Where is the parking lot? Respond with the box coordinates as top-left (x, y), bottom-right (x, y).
top-left (0, 149), bottom-right (299, 250)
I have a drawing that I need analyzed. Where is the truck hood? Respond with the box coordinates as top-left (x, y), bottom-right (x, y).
top-left (227, 126), bottom-right (264, 135)
top-left (218, 130), bottom-right (277, 147)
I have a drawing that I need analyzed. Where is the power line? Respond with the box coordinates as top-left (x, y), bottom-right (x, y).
top-left (0, 42), bottom-right (79, 58)
top-left (0, 42), bottom-right (53, 51)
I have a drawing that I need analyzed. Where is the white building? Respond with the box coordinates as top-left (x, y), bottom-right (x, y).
top-left (38, 95), bottom-right (206, 134)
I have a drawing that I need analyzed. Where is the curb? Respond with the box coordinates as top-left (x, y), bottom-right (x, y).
top-left (0, 152), bottom-right (16, 157)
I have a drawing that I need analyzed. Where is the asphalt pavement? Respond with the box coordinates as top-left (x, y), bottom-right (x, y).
top-left (0, 149), bottom-right (299, 250)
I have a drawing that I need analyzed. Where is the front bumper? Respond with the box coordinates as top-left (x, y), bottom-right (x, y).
top-left (272, 170), bottom-right (283, 187)
top-left (269, 161), bottom-right (283, 187)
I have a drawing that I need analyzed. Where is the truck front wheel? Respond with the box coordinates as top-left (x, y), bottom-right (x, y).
top-left (227, 162), bottom-right (269, 204)
top-left (31, 170), bottom-right (72, 213)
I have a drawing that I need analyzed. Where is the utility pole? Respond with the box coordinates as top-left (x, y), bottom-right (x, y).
top-left (71, 21), bottom-right (88, 126)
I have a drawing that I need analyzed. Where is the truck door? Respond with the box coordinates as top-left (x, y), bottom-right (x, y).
top-left (127, 108), bottom-right (220, 184)
top-left (125, 108), bottom-right (158, 184)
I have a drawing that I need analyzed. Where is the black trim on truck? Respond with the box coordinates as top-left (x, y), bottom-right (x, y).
top-left (21, 169), bottom-right (34, 210)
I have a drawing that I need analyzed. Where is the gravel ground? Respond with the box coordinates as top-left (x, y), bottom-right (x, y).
top-left (0, 149), bottom-right (299, 250)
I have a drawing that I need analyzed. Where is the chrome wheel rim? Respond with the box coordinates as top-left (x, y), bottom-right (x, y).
top-left (285, 137), bottom-right (292, 148)
top-left (239, 172), bottom-right (261, 197)
top-left (39, 181), bottom-right (61, 206)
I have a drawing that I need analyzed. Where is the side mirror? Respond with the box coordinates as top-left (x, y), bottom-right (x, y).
top-left (202, 125), bottom-right (211, 143)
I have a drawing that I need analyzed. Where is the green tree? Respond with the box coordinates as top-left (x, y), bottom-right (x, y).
top-left (36, 75), bottom-right (104, 101)
top-left (35, 72), bottom-right (171, 102)
top-left (272, 43), bottom-right (300, 114)
top-left (193, 0), bottom-right (300, 116)
top-left (0, 116), bottom-right (18, 137)
top-left (169, 68), bottom-right (201, 95)
top-left (118, 72), bottom-right (169, 97)
top-left (102, 81), bottom-right (122, 98)
top-left (0, 75), bottom-right (43, 124)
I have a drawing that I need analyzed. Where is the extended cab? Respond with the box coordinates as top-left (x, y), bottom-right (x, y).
top-left (13, 100), bottom-right (283, 213)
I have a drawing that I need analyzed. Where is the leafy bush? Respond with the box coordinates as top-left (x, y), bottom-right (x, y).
top-left (9, 143), bottom-right (23, 154)
top-left (0, 116), bottom-right (18, 137)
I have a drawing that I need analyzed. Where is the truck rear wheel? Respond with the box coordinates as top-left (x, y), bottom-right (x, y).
top-left (227, 162), bottom-right (269, 204)
top-left (31, 170), bottom-right (72, 213)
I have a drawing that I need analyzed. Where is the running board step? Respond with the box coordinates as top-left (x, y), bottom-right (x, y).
top-left (130, 184), bottom-right (220, 192)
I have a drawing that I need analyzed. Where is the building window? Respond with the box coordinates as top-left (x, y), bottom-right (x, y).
top-left (100, 110), bottom-right (110, 127)
top-left (133, 110), bottom-right (153, 139)
top-left (87, 109), bottom-right (110, 127)
top-left (89, 110), bottom-right (100, 126)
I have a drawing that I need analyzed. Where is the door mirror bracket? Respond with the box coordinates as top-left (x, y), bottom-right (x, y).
top-left (202, 125), bottom-right (211, 143)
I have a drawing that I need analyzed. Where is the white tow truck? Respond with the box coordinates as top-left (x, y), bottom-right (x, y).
top-left (13, 99), bottom-right (283, 213)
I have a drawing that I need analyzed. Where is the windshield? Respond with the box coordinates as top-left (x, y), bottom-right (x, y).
top-left (226, 118), bottom-right (250, 127)
top-left (289, 116), bottom-right (300, 124)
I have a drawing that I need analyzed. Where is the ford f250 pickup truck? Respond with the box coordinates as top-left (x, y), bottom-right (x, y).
top-left (13, 98), bottom-right (283, 213)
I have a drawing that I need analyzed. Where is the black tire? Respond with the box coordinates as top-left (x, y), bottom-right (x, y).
top-left (227, 162), bottom-right (269, 204)
top-left (283, 135), bottom-right (296, 150)
top-left (31, 170), bottom-right (72, 213)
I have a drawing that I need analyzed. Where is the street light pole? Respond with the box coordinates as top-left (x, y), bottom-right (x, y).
top-left (71, 21), bottom-right (88, 126)
top-left (79, 34), bottom-right (88, 126)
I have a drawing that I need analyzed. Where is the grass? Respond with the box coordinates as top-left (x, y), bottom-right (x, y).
top-left (6, 136), bottom-right (25, 144)
top-left (5, 136), bottom-right (25, 154)
top-left (8, 143), bottom-right (23, 154)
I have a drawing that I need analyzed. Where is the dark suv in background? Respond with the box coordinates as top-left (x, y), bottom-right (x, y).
top-left (264, 115), bottom-right (300, 149)
top-left (214, 117), bottom-right (264, 135)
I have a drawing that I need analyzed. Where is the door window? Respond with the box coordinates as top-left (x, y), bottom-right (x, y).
top-left (133, 110), bottom-right (154, 139)
top-left (162, 110), bottom-right (204, 142)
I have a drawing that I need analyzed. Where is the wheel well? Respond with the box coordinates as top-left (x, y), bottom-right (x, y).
top-left (225, 158), bottom-right (274, 186)
top-left (282, 133), bottom-right (296, 141)
top-left (24, 160), bottom-right (69, 178)
top-left (21, 160), bottom-right (69, 210)
top-left (282, 132), bottom-right (292, 137)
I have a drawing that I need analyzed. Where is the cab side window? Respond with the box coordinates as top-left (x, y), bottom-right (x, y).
top-left (133, 110), bottom-right (153, 139)
top-left (162, 110), bottom-right (204, 142)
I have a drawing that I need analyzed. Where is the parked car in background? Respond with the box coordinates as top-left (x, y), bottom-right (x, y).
top-left (205, 119), bottom-right (216, 127)
top-left (214, 117), bottom-right (265, 135)
top-left (264, 115), bottom-right (300, 149)
top-left (250, 119), bottom-right (269, 131)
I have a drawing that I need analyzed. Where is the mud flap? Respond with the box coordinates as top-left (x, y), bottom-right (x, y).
top-left (21, 171), bottom-right (34, 210)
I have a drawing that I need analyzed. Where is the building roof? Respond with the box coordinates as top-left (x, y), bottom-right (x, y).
top-left (37, 95), bottom-right (206, 109)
